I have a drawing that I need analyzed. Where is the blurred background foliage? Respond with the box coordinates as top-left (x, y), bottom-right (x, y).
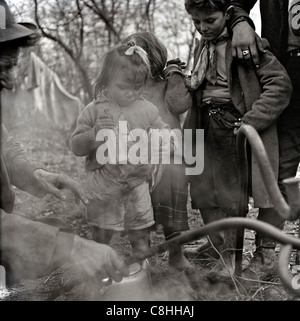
top-left (8, 0), bottom-right (195, 104)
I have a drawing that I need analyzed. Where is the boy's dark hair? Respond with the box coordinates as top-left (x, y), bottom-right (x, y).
top-left (184, 0), bottom-right (231, 14)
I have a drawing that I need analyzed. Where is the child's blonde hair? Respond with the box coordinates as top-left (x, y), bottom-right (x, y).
top-left (122, 32), bottom-right (168, 78)
top-left (93, 42), bottom-right (151, 99)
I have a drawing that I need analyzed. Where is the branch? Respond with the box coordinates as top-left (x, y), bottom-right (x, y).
top-left (117, 0), bottom-right (131, 36)
top-left (33, 0), bottom-right (92, 100)
top-left (76, 0), bottom-right (84, 59)
top-left (144, 0), bottom-right (153, 31)
top-left (34, 0), bottom-right (75, 59)
top-left (83, 0), bottom-right (120, 42)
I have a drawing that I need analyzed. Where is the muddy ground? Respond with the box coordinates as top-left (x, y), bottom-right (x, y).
top-left (1, 91), bottom-right (300, 302)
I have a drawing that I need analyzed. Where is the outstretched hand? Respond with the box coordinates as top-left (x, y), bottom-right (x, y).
top-left (33, 168), bottom-right (89, 205)
top-left (231, 21), bottom-right (265, 66)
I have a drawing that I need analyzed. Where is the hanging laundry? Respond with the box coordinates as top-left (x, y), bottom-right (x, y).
top-left (27, 52), bottom-right (84, 130)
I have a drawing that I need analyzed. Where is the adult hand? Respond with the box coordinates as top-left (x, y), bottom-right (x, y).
top-left (231, 21), bottom-right (265, 67)
top-left (71, 236), bottom-right (129, 282)
top-left (33, 168), bottom-right (89, 205)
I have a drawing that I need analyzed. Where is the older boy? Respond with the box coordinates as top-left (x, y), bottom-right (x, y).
top-left (183, 0), bottom-right (292, 283)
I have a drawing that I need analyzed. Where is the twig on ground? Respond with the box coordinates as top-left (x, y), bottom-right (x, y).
top-left (236, 275), bottom-right (282, 286)
top-left (208, 237), bottom-right (246, 300)
top-left (247, 284), bottom-right (271, 301)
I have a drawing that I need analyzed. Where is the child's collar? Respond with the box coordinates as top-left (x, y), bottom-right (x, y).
top-left (94, 94), bottom-right (109, 104)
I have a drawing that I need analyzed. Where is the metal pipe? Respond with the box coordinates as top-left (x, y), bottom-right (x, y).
top-left (125, 218), bottom-right (300, 265)
top-left (236, 124), bottom-right (298, 221)
top-left (47, 218), bottom-right (300, 300)
top-left (277, 244), bottom-right (300, 297)
top-left (235, 124), bottom-right (300, 296)
top-left (235, 125), bottom-right (250, 276)
top-left (48, 124), bottom-right (300, 300)
top-left (282, 177), bottom-right (300, 221)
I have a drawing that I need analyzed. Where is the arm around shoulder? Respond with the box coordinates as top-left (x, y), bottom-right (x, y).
top-left (227, 1), bottom-right (257, 30)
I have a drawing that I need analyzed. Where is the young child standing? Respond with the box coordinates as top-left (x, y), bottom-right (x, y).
top-left (71, 42), bottom-right (170, 255)
top-left (121, 32), bottom-right (194, 275)
top-left (183, 0), bottom-right (292, 281)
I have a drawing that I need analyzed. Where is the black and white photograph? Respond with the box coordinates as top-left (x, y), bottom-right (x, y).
top-left (0, 0), bottom-right (300, 305)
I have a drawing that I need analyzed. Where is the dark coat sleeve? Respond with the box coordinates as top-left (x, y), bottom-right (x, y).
top-left (228, 0), bottom-right (258, 30)
top-left (240, 42), bottom-right (293, 131)
top-left (1, 211), bottom-right (74, 280)
top-left (1, 125), bottom-right (47, 197)
top-left (230, 0), bottom-right (258, 14)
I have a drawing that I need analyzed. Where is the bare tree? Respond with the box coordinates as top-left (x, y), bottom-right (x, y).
top-left (33, 0), bottom-right (93, 102)
top-left (9, 0), bottom-right (196, 103)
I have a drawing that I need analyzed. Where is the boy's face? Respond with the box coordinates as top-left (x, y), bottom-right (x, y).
top-left (191, 9), bottom-right (228, 41)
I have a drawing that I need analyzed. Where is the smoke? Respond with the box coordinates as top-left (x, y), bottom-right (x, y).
top-left (145, 271), bottom-right (198, 301)
top-left (57, 257), bottom-right (199, 301)
top-left (82, 270), bottom-right (198, 301)
top-left (0, 288), bottom-right (11, 300)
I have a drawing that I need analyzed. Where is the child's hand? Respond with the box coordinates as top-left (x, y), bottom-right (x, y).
top-left (167, 58), bottom-right (187, 70)
top-left (94, 113), bottom-right (116, 135)
top-left (163, 58), bottom-right (187, 79)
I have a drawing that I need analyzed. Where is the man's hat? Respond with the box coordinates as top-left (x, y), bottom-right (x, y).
top-left (0, 0), bottom-right (38, 43)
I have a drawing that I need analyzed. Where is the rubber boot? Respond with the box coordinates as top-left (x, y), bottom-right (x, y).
top-left (184, 208), bottom-right (225, 263)
top-left (127, 228), bottom-right (151, 255)
top-left (92, 226), bottom-right (114, 245)
top-left (164, 230), bottom-right (192, 273)
top-left (164, 229), bottom-right (200, 292)
top-left (241, 234), bottom-right (277, 288)
top-left (204, 229), bottom-right (237, 284)
top-left (241, 207), bottom-right (282, 287)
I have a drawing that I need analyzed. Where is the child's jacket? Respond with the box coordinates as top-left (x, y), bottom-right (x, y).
top-left (184, 37), bottom-right (293, 208)
top-left (71, 95), bottom-right (169, 191)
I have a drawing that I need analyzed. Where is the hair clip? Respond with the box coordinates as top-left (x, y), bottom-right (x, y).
top-left (125, 44), bottom-right (150, 67)
top-left (125, 45), bottom-right (139, 56)
top-left (126, 40), bottom-right (136, 47)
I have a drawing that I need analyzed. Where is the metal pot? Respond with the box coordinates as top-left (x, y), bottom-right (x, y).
top-left (99, 259), bottom-right (152, 301)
